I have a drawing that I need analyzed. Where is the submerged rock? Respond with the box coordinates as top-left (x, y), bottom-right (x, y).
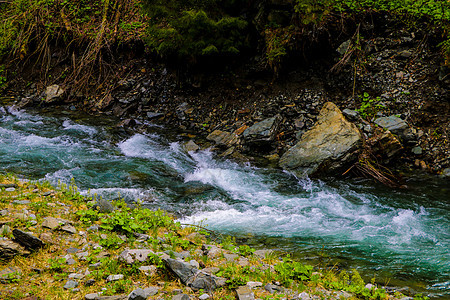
top-left (279, 102), bottom-right (362, 176)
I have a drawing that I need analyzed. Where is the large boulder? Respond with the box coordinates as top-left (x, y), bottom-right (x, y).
top-left (279, 102), bottom-right (362, 176)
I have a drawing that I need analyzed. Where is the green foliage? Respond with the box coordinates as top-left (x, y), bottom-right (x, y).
top-left (356, 92), bottom-right (385, 120)
top-left (237, 245), bottom-right (255, 257)
top-left (99, 232), bottom-right (125, 249)
top-left (142, 0), bottom-right (247, 60)
top-left (265, 26), bottom-right (297, 75)
top-left (47, 258), bottom-right (66, 273)
top-left (274, 255), bottom-right (313, 287)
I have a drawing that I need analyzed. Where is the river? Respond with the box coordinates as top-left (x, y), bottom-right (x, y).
top-left (0, 104), bottom-right (449, 298)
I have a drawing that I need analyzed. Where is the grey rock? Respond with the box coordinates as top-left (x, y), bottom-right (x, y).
top-left (85, 293), bottom-right (99, 300)
top-left (199, 294), bottom-right (210, 300)
top-left (0, 266), bottom-right (21, 283)
top-left (119, 249), bottom-right (155, 264)
top-left (236, 286), bottom-right (255, 300)
top-left (107, 274), bottom-right (124, 282)
top-left (280, 102), bottom-right (362, 176)
top-left (144, 286), bottom-right (159, 296)
top-left (0, 239), bottom-right (30, 259)
top-left (442, 168), bottom-right (450, 177)
top-left (64, 280), bottom-right (79, 289)
top-left (184, 140), bottom-right (200, 152)
top-left (87, 225), bottom-right (99, 232)
top-left (67, 247), bottom-right (80, 254)
top-left (0, 183), bottom-right (18, 189)
top-left (337, 39), bottom-right (351, 55)
top-left (189, 260), bottom-right (200, 269)
top-left (298, 291), bottom-right (312, 299)
top-left (206, 130), bottom-right (238, 147)
top-left (0, 209), bottom-right (8, 216)
top-left (374, 116), bottom-right (408, 137)
top-left (45, 85), bottom-right (65, 103)
top-left (172, 294), bottom-right (190, 300)
top-left (247, 281), bottom-right (263, 289)
top-left (97, 295), bottom-right (127, 300)
top-left (138, 265), bottom-right (157, 276)
top-left (253, 249), bottom-right (273, 259)
top-left (342, 109), bottom-right (359, 121)
top-left (147, 112), bottom-right (164, 120)
top-left (5, 187), bottom-right (16, 192)
top-left (12, 229), bottom-right (45, 250)
top-left (128, 288), bottom-right (147, 300)
top-left (69, 273), bottom-right (84, 279)
top-left (76, 251), bottom-right (89, 260)
top-left (224, 253), bottom-right (239, 261)
top-left (412, 146), bottom-right (423, 155)
top-left (201, 267), bottom-right (220, 274)
top-left (243, 115), bottom-right (282, 147)
top-left (163, 258), bottom-right (226, 291)
top-left (13, 200), bottom-right (30, 205)
top-left (203, 245), bottom-right (222, 258)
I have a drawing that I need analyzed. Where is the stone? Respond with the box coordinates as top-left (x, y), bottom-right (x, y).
top-left (128, 288), bottom-right (147, 300)
top-left (5, 187), bottom-right (16, 192)
top-left (298, 291), bottom-right (312, 299)
top-left (68, 273), bottom-right (84, 279)
top-left (60, 224), bottom-right (77, 234)
top-left (372, 131), bottom-right (403, 162)
top-left (337, 39), bottom-right (351, 55)
top-left (87, 225), bottom-right (99, 232)
top-left (42, 217), bottom-right (64, 229)
top-left (39, 232), bottom-right (57, 244)
top-left (45, 85), bottom-right (65, 103)
top-left (12, 229), bottom-right (45, 250)
top-left (253, 249), bottom-right (273, 259)
top-left (342, 109), bottom-right (359, 121)
top-left (224, 253), bottom-right (239, 261)
top-left (189, 260), bottom-right (200, 269)
top-left (97, 295), bottom-right (127, 300)
top-left (76, 251), bottom-right (89, 260)
top-left (143, 286), bottom-right (159, 296)
top-left (442, 168), bottom-right (450, 177)
top-left (184, 140), bottom-right (200, 152)
top-left (236, 286), bottom-right (254, 300)
top-left (163, 258), bottom-right (226, 291)
top-left (0, 240), bottom-right (30, 259)
top-left (13, 200), bottom-right (30, 205)
top-left (0, 183), bottom-right (18, 189)
top-left (199, 294), bottom-right (210, 300)
top-left (279, 102), bottom-right (362, 176)
top-left (138, 265), bottom-right (157, 276)
top-left (85, 293), bottom-right (99, 300)
top-left (0, 266), bottom-right (21, 283)
top-left (63, 280), bottom-right (78, 289)
top-left (119, 249), bottom-right (155, 264)
top-left (206, 130), bottom-right (238, 147)
top-left (66, 247), bottom-right (80, 254)
top-left (107, 274), bottom-right (124, 282)
top-left (247, 281), bottom-right (263, 289)
top-left (412, 146), bottom-right (423, 155)
top-left (172, 294), bottom-right (190, 300)
top-left (203, 245), bottom-right (222, 259)
top-left (374, 116), bottom-right (409, 137)
top-left (243, 115), bottom-right (282, 147)
top-left (147, 112), bottom-right (164, 120)
top-left (201, 267), bottom-right (220, 274)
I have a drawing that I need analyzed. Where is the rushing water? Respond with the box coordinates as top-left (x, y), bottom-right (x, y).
top-left (1, 104), bottom-right (449, 298)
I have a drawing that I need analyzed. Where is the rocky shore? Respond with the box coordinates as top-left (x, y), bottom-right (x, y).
top-left (0, 177), bottom-right (426, 300)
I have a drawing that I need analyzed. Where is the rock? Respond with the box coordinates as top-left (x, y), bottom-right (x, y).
top-left (119, 249), bottom-right (155, 264)
top-left (12, 229), bottom-right (45, 250)
top-left (39, 232), bottom-right (57, 244)
top-left (279, 102), bottom-right (362, 176)
top-left (203, 245), bottom-right (222, 259)
top-left (0, 240), bottom-right (30, 259)
top-left (199, 294), bottom-right (210, 300)
top-left (253, 249), bottom-right (273, 259)
top-left (201, 267), bottom-right (220, 274)
top-left (42, 217), bottom-right (64, 229)
top-left (337, 39), bottom-right (351, 55)
top-left (85, 293), bottom-right (99, 300)
top-left (68, 273), bottom-right (84, 279)
top-left (298, 291), bottom-right (312, 299)
top-left (12, 200), bottom-right (30, 205)
top-left (236, 286), bottom-right (255, 300)
top-left (374, 116), bottom-right (408, 137)
top-left (60, 224), bottom-right (77, 234)
top-left (247, 281), bottom-right (263, 288)
top-left (63, 280), bottom-right (78, 289)
top-left (206, 130), bottom-right (238, 147)
top-left (412, 146), bottom-right (423, 155)
top-left (143, 286), bottom-right (159, 296)
top-left (172, 294), bottom-right (190, 300)
top-left (442, 168), bottom-right (450, 177)
top-left (189, 260), bottom-right (200, 269)
top-left (97, 295), bottom-right (127, 300)
top-left (127, 288), bottom-right (147, 300)
top-left (45, 85), bottom-right (65, 103)
top-left (342, 109), bottom-right (359, 121)
top-left (5, 187), bottom-right (15, 192)
top-left (184, 140), bottom-right (200, 152)
top-left (243, 115), bottom-right (282, 148)
top-left (163, 258), bottom-right (226, 291)
top-left (93, 198), bottom-right (115, 213)
top-left (106, 274), bottom-right (124, 282)
top-left (147, 112), bottom-right (164, 120)
top-left (0, 266), bottom-right (21, 283)
top-left (371, 131), bottom-right (403, 162)
top-left (0, 183), bottom-right (18, 189)
top-left (138, 265), bottom-right (157, 276)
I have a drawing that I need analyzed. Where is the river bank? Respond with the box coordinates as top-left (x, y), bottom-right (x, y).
top-left (0, 175), bottom-right (432, 300)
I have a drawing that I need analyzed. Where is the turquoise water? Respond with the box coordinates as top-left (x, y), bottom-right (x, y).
top-left (1, 105), bottom-right (449, 298)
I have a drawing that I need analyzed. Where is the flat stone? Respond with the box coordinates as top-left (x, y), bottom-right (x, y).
top-left (298, 291), bottom-right (312, 299)
top-left (224, 253), bottom-right (239, 261)
top-left (201, 267), bottom-right (220, 274)
top-left (60, 224), bottom-right (77, 234)
top-left (247, 281), bottom-right (263, 288)
top-left (119, 249), bottom-right (155, 264)
top-left (63, 279), bottom-right (78, 289)
top-left (206, 130), bottom-right (238, 147)
top-left (76, 251), bottom-right (89, 260)
top-left (253, 249), bottom-right (273, 259)
top-left (199, 294), bottom-right (210, 300)
top-left (128, 288), bottom-right (147, 300)
top-left (39, 232), bottom-right (57, 244)
top-left (96, 295), bottom-right (127, 300)
top-left (172, 294), bottom-right (190, 300)
top-left (42, 217), bottom-right (64, 229)
top-left (236, 286), bottom-right (254, 300)
top-left (12, 229), bottom-right (45, 250)
top-left (12, 200), bottom-right (30, 204)
top-left (342, 109), bottom-right (359, 121)
top-left (184, 140), bottom-right (200, 152)
top-left (106, 274), bottom-right (124, 282)
top-left (374, 116), bottom-right (409, 137)
top-left (5, 187), bottom-right (16, 192)
top-left (144, 286), bottom-right (159, 296)
top-left (147, 112), bottom-right (164, 120)
top-left (66, 247), bottom-right (80, 254)
top-left (85, 293), bottom-right (99, 300)
top-left (0, 239), bottom-right (30, 259)
top-left (45, 84), bottom-right (65, 103)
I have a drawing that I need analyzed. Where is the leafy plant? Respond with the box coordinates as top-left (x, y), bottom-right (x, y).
top-left (274, 256), bottom-right (313, 287)
top-left (356, 92), bottom-right (385, 120)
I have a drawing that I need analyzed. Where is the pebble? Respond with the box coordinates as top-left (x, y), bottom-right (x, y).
top-left (106, 274), bottom-right (124, 282)
top-left (63, 280), bottom-right (78, 289)
top-left (5, 187), bottom-right (16, 192)
top-left (85, 292), bottom-right (99, 300)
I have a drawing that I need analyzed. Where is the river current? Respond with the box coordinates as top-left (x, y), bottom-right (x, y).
top-left (0, 105), bottom-right (449, 298)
